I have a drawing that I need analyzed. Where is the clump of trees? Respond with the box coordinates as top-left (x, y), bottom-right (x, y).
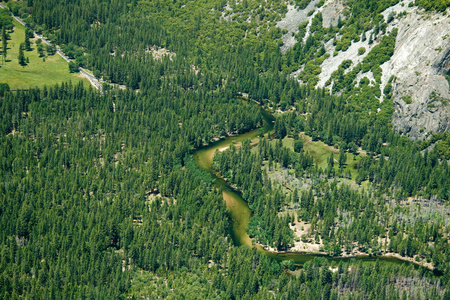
top-left (0, 81), bottom-right (260, 298)
top-left (415, 0), bottom-right (450, 12)
top-left (68, 61), bottom-right (79, 73)
top-left (0, 10), bottom-right (13, 64)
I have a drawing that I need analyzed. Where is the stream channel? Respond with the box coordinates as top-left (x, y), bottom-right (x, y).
top-left (192, 104), bottom-right (439, 275)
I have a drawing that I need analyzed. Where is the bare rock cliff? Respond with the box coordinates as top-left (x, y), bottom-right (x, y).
top-left (277, 0), bottom-right (450, 140)
top-left (386, 8), bottom-right (450, 140)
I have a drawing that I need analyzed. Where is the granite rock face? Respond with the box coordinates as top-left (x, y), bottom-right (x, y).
top-left (277, 0), bottom-right (450, 140)
top-left (277, 0), bottom-right (345, 54)
top-left (277, 0), bottom-right (320, 54)
top-left (386, 9), bottom-right (450, 140)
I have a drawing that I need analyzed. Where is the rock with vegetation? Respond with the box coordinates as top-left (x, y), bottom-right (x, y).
top-left (276, 0), bottom-right (319, 53)
top-left (386, 7), bottom-right (450, 139)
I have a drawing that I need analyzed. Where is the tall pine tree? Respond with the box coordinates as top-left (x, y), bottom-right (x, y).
top-left (18, 43), bottom-right (26, 66)
top-left (1, 26), bottom-right (6, 64)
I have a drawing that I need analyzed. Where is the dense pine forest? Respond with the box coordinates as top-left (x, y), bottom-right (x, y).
top-left (1, 0), bottom-right (450, 298)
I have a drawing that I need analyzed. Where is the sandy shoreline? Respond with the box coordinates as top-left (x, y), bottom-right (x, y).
top-left (257, 242), bottom-right (435, 271)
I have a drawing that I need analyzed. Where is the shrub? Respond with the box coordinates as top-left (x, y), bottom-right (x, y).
top-left (294, 139), bottom-right (304, 153)
top-left (383, 83), bottom-right (392, 99)
top-left (0, 83), bottom-right (10, 97)
top-left (402, 95), bottom-right (412, 104)
top-left (68, 61), bottom-right (80, 73)
top-left (387, 12), bottom-right (395, 23)
top-left (341, 59), bottom-right (352, 70)
top-left (296, 0), bottom-right (313, 10)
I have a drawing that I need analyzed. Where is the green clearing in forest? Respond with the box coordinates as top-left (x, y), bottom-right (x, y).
top-left (300, 134), bottom-right (362, 180)
top-left (0, 18), bottom-right (88, 89)
top-left (265, 134), bottom-right (364, 181)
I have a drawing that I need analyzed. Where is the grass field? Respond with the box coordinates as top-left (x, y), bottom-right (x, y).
top-left (0, 18), bottom-right (89, 89)
top-left (266, 134), bottom-right (364, 181)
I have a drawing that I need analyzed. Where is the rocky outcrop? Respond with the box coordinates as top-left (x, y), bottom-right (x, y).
top-left (277, 0), bottom-right (450, 140)
top-left (320, 0), bottom-right (345, 28)
top-left (317, 30), bottom-right (378, 87)
top-left (385, 7), bottom-right (450, 139)
top-left (277, 0), bottom-right (319, 53)
top-left (277, 0), bottom-right (345, 53)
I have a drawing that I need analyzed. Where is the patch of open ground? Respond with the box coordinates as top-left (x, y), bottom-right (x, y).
top-left (265, 134), bottom-right (363, 179)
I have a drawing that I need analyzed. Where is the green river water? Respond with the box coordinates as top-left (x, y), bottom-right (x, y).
top-left (192, 105), bottom-right (440, 275)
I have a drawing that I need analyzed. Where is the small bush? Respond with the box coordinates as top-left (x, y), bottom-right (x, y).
top-left (402, 95), bottom-right (412, 104)
top-left (387, 12), bottom-right (395, 23)
top-left (294, 140), bottom-right (304, 153)
top-left (68, 61), bottom-right (80, 73)
top-left (296, 0), bottom-right (313, 10)
top-left (0, 83), bottom-right (10, 97)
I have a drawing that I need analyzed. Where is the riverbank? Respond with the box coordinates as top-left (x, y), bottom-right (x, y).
top-left (257, 239), bottom-right (435, 271)
top-left (257, 236), bottom-right (435, 271)
top-left (210, 134), bottom-right (437, 272)
top-left (192, 101), bottom-right (440, 275)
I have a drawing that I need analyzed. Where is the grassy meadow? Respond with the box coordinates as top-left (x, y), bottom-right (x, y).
top-left (0, 18), bottom-right (89, 89)
top-left (266, 134), bottom-right (364, 181)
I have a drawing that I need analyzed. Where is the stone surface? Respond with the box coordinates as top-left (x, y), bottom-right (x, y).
top-left (276, 0), bottom-right (319, 53)
top-left (277, 0), bottom-right (346, 53)
top-left (320, 0), bottom-right (345, 28)
top-left (278, 0), bottom-right (450, 140)
top-left (317, 30), bottom-right (377, 87)
top-left (385, 8), bottom-right (450, 139)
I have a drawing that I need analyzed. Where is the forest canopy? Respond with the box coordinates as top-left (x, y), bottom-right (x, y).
top-left (0, 0), bottom-right (450, 298)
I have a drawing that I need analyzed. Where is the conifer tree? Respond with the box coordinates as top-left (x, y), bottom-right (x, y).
top-left (18, 43), bottom-right (26, 66)
top-left (339, 147), bottom-right (346, 168)
top-left (1, 26), bottom-right (6, 64)
top-left (25, 28), bottom-right (32, 51)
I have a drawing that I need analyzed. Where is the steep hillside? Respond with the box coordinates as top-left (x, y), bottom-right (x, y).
top-left (387, 6), bottom-right (450, 139)
top-left (279, 0), bottom-right (450, 140)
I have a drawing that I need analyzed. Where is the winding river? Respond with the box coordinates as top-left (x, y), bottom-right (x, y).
top-left (192, 105), bottom-right (440, 274)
